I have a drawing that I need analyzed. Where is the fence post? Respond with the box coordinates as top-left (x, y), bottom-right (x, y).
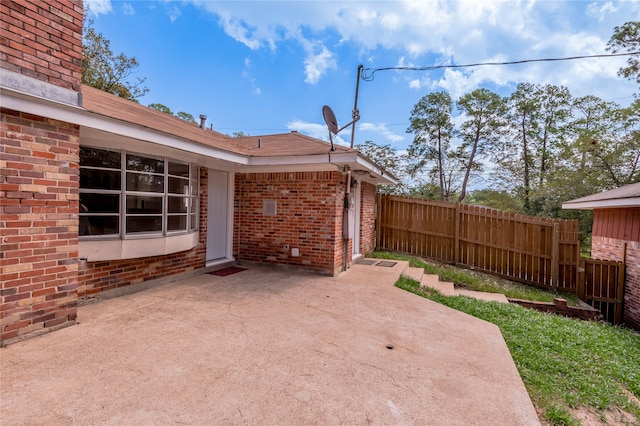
top-left (615, 243), bottom-right (627, 324)
top-left (551, 222), bottom-right (560, 290)
top-left (454, 203), bottom-right (460, 266)
top-left (577, 259), bottom-right (586, 300)
top-left (375, 192), bottom-right (381, 250)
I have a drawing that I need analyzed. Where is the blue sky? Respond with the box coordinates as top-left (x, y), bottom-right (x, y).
top-left (86, 0), bottom-right (639, 152)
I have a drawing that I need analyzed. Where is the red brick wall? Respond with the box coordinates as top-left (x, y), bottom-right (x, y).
top-left (359, 181), bottom-right (377, 255)
top-left (1, 108), bottom-right (80, 345)
top-left (1, 0), bottom-right (83, 91)
top-left (234, 171), bottom-right (346, 276)
top-left (592, 236), bottom-right (640, 331)
top-left (77, 167), bottom-right (208, 298)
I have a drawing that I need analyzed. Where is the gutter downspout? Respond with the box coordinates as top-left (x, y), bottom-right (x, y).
top-left (344, 168), bottom-right (352, 272)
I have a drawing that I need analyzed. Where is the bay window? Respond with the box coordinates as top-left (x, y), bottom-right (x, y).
top-left (80, 147), bottom-right (199, 238)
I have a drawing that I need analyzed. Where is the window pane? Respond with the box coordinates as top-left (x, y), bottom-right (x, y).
top-left (80, 193), bottom-right (120, 213)
top-left (167, 215), bottom-right (187, 231)
top-left (190, 179), bottom-right (199, 196)
top-left (126, 216), bottom-right (162, 233)
top-left (168, 196), bottom-right (188, 213)
top-left (80, 169), bottom-right (121, 190)
top-left (190, 213), bottom-right (198, 231)
top-left (126, 154), bottom-right (164, 173)
top-left (168, 162), bottom-right (189, 177)
top-left (126, 173), bottom-right (164, 193)
top-left (80, 216), bottom-right (119, 236)
top-left (80, 147), bottom-right (121, 169)
top-left (126, 195), bottom-right (163, 214)
top-left (168, 177), bottom-right (189, 194)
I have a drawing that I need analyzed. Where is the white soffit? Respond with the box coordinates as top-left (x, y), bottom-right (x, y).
top-left (562, 198), bottom-right (640, 210)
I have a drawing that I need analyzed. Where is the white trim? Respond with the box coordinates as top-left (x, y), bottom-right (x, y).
top-left (206, 257), bottom-right (236, 267)
top-left (1, 89), bottom-right (247, 165)
top-left (226, 172), bottom-right (235, 259)
top-left (79, 232), bottom-right (198, 261)
top-left (562, 198), bottom-right (640, 210)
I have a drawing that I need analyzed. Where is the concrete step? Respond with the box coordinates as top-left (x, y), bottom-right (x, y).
top-left (401, 266), bottom-right (424, 283)
top-left (421, 274), bottom-right (456, 296)
top-left (456, 289), bottom-right (509, 303)
top-left (392, 261), bottom-right (508, 303)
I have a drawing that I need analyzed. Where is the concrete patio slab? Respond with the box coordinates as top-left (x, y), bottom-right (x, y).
top-left (1, 263), bottom-right (540, 425)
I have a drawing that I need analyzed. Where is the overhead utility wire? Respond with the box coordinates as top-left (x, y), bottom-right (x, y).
top-left (361, 51), bottom-right (640, 81)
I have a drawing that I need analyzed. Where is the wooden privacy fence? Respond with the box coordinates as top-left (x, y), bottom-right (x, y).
top-left (376, 195), bottom-right (625, 323)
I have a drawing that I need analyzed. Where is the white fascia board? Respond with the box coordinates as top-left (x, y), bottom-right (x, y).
top-left (1, 88), bottom-right (248, 166)
top-left (355, 155), bottom-right (398, 185)
top-left (246, 151), bottom-right (396, 184)
top-left (562, 198), bottom-right (640, 210)
top-left (246, 151), bottom-right (358, 166)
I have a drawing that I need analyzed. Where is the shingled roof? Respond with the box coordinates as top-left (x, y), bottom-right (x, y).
top-left (563, 182), bottom-right (640, 209)
top-left (82, 85), bottom-right (350, 158)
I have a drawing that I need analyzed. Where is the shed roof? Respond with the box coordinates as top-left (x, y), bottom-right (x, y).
top-left (562, 182), bottom-right (640, 209)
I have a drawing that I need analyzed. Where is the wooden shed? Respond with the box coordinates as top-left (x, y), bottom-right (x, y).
top-left (563, 182), bottom-right (640, 330)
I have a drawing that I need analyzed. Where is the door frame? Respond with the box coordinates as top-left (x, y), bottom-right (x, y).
top-left (206, 169), bottom-right (234, 265)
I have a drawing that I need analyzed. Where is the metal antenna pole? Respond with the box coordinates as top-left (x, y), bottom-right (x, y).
top-left (349, 64), bottom-right (363, 149)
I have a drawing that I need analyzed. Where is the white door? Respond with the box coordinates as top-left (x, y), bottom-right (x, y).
top-left (352, 181), bottom-right (361, 256)
top-left (207, 170), bottom-right (228, 262)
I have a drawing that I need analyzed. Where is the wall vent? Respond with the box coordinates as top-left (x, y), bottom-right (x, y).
top-left (263, 200), bottom-right (277, 216)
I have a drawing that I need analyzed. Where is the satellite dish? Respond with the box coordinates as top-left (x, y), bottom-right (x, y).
top-left (322, 105), bottom-right (339, 134)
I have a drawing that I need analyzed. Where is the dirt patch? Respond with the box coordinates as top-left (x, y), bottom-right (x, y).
top-left (570, 406), bottom-right (638, 426)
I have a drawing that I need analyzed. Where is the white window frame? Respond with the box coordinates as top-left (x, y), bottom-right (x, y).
top-left (79, 146), bottom-right (199, 241)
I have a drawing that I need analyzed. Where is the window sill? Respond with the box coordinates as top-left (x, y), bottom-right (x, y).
top-left (79, 232), bottom-right (199, 262)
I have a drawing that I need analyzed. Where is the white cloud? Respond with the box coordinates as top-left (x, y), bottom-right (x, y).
top-left (85, 0), bottom-right (112, 16)
top-left (587, 1), bottom-right (618, 20)
top-left (358, 122), bottom-right (405, 143)
top-left (168, 5), bottom-right (181, 23)
top-left (242, 58), bottom-right (262, 95)
top-left (182, 0), bottom-right (636, 98)
top-left (122, 3), bottom-right (134, 16)
top-left (304, 45), bottom-right (336, 84)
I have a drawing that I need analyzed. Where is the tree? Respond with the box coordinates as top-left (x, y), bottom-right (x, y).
top-left (82, 19), bottom-right (149, 100)
top-left (535, 85), bottom-right (572, 186)
top-left (584, 99), bottom-right (640, 187)
top-left (148, 103), bottom-right (173, 115)
top-left (492, 83), bottom-right (573, 214)
top-left (455, 88), bottom-right (507, 202)
top-left (406, 91), bottom-right (455, 201)
top-left (176, 112), bottom-right (196, 123)
top-left (464, 189), bottom-right (523, 212)
top-left (355, 140), bottom-right (406, 194)
top-left (607, 21), bottom-right (640, 86)
top-left (491, 83), bottom-right (540, 213)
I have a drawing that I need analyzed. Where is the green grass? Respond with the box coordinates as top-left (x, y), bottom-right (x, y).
top-left (367, 251), bottom-right (581, 305)
top-left (395, 274), bottom-right (640, 425)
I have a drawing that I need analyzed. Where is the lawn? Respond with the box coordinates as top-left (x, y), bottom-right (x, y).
top-left (371, 252), bottom-right (640, 425)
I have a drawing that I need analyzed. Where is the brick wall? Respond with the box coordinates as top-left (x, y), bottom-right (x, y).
top-left (1, 108), bottom-right (80, 345)
top-left (1, 0), bottom-right (83, 92)
top-left (359, 181), bottom-right (376, 255)
top-left (234, 171), bottom-right (346, 276)
top-left (77, 167), bottom-right (208, 298)
top-left (592, 236), bottom-right (640, 331)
